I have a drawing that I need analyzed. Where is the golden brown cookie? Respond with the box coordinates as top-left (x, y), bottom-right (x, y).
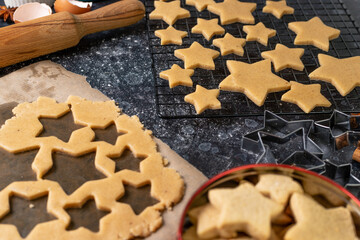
top-left (159, 64), bottom-right (194, 88)
top-left (243, 22), bottom-right (276, 46)
top-left (262, 0), bottom-right (294, 19)
top-left (309, 54), bottom-right (360, 96)
top-left (191, 18), bottom-right (225, 41)
top-left (261, 44), bottom-right (304, 72)
top-left (155, 26), bottom-right (188, 45)
top-left (285, 193), bottom-right (357, 240)
top-left (208, 182), bottom-right (283, 240)
top-left (174, 41), bottom-right (220, 69)
top-left (281, 81), bottom-right (331, 113)
top-left (184, 85), bottom-right (221, 114)
top-left (186, 0), bottom-right (215, 12)
top-left (219, 59), bottom-right (290, 106)
top-left (212, 33), bottom-right (246, 56)
top-left (149, 1), bottom-right (190, 25)
top-left (207, 0), bottom-right (257, 25)
top-left (288, 17), bottom-right (340, 51)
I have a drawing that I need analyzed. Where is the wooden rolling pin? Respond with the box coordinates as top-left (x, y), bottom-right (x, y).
top-left (0, 0), bottom-right (145, 68)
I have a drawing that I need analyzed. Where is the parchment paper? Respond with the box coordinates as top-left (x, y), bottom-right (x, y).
top-left (0, 60), bottom-right (208, 239)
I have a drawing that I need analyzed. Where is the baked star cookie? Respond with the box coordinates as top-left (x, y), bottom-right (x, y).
top-left (212, 33), bottom-right (246, 56)
top-left (243, 22), bottom-right (276, 46)
top-left (262, 0), bottom-right (294, 19)
top-left (149, 1), bottom-right (190, 25)
top-left (159, 64), bottom-right (194, 88)
top-left (186, 0), bottom-right (215, 12)
top-left (191, 18), bottom-right (225, 41)
top-left (207, 0), bottom-right (257, 25)
top-left (219, 59), bottom-right (290, 106)
top-left (281, 81), bottom-right (331, 113)
top-left (309, 54), bottom-right (360, 96)
top-left (0, 96), bottom-right (185, 240)
top-left (261, 44), bottom-right (305, 72)
top-left (288, 17), bottom-right (340, 51)
top-left (174, 41), bottom-right (220, 69)
top-left (155, 26), bottom-right (187, 45)
top-left (184, 85), bottom-right (221, 114)
top-left (285, 193), bottom-right (357, 240)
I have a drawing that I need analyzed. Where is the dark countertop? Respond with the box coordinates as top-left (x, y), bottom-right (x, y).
top-left (0, 0), bottom-right (360, 179)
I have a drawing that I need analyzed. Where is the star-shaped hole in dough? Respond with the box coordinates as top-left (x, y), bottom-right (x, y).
top-left (281, 81), bottom-right (331, 113)
top-left (207, 0), bottom-right (257, 25)
top-left (288, 17), bottom-right (340, 51)
top-left (309, 54), bottom-right (360, 96)
top-left (212, 33), bottom-right (246, 56)
top-left (219, 59), bottom-right (290, 106)
top-left (208, 182), bottom-right (283, 239)
top-left (174, 41), bottom-right (220, 69)
top-left (262, 0), bottom-right (294, 19)
top-left (261, 43), bottom-right (305, 72)
top-left (186, 0), bottom-right (215, 12)
top-left (285, 193), bottom-right (357, 240)
top-left (159, 64), bottom-right (194, 88)
top-left (243, 22), bottom-right (276, 46)
top-left (149, 1), bottom-right (190, 25)
top-left (184, 85), bottom-right (221, 114)
top-left (155, 26), bottom-right (187, 45)
top-left (191, 18), bottom-right (225, 41)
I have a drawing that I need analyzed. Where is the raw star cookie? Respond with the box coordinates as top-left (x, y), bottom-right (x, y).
top-left (155, 26), bottom-right (187, 45)
top-left (159, 64), bottom-right (194, 88)
top-left (288, 17), bottom-right (340, 51)
top-left (0, 96), bottom-right (185, 240)
top-left (184, 85), bottom-right (221, 114)
top-left (208, 182), bottom-right (283, 240)
top-left (186, 0), bottom-right (215, 12)
top-left (243, 22), bottom-right (276, 46)
top-left (207, 0), bottom-right (257, 25)
top-left (219, 59), bottom-right (290, 106)
top-left (174, 41), bottom-right (220, 70)
top-left (281, 81), bottom-right (331, 113)
top-left (261, 43), bottom-right (305, 72)
top-left (255, 174), bottom-right (304, 206)
top-left (262, 0), bottom-right (294, 19)
top-left (191, 18), bottom-right (225, 41)
top-left (309, 54), bottom-right (360, 96)
top-left (149, 1), bottom-right (190, 25)
top-left (212, 33), bottom-right (246, 56)
top-left (285, 193), bottom-right (357, 240)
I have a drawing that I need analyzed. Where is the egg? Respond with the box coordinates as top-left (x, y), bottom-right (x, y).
top-left (54, 0), bottom-right (92, 14)
top-left (13, 2), bottom-right (52, 23)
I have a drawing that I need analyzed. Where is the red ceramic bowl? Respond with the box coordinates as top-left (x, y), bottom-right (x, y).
top-left (177, 164), bottom-right (360, 239)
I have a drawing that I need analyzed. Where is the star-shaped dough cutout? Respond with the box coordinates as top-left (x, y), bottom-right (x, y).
top-left (281, 81), bottom-right (331, 113)
top-left (155, 26), bottom-right (187, 45)
top-left (219, 59), bottom-right (290, 106)
top-left (285, 193), bottom-right (357, 240)
top-left (191, 18), bottom-right (225, 41)
top-left (174, 41), bottom-right (220, 69)
top-left (159, 64), bottom-right (194, 88)
top-left (186, 0), bottom-right (215, 12)
top-left (207, 0), bottom-right (257, 25)
top-left (261, 43), bottom-right (305, 72)
top-left (243, 22), bottom-right (276, 46)
top-left (149, 1), bottom-right (190, 25)
top-left (309, 54), bottom-right (360, 96)
top-left (208, 182), bottom-right (283, 239)
top-left (288, 17), bottom-right (340, 51)
top-left (212, 33), bottom-right (246, 56)
top-left (262, 0), bottom-right (294, 19)
top-left (184, 85), bottom-right (221, 114)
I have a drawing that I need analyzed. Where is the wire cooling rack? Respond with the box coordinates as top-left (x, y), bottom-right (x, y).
top-left (145, 0), bottom-right (360, 118)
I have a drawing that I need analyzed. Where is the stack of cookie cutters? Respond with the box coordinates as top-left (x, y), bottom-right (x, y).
top-left (241, 110), bottom-right (360, 198)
